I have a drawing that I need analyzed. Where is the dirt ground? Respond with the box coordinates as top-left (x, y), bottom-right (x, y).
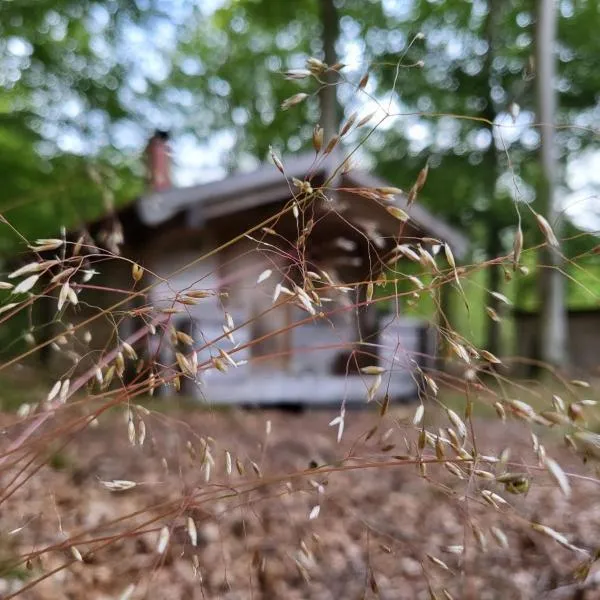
top-left (2, 402), bottom-right (600, 600)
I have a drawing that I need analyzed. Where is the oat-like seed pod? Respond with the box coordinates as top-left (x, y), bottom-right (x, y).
top-left (340, 112), bottom-right (357, 137)
top-left (47, 381), bottom-right (61, 403)
top-left (444, 243), bottom-right (456, 269)
top-left (493, 401), bottom-right (506, 421)
top-left (59, 379), bottom-right (70, 403)
top-left (9, 261), bottom-right (50, 279)
top-left (513, 226), bottom-right (523, 269)
top-left (58, 282), bottom-right (70, 311)
top-left (127, 418), bottom-right (136, 446)
top-left (445, 462), bottom-right (463, 479)
top-left (100, 479), bottom-right (137, 492)
top-left (571, 379), bottom-right (590, 388)
top-left (415, 163), bottom-right (429, 192)
top-left (366, 281), bottom-right (374, 303)
top-left (387, 206), bottom-right (409, 222)
top-left (360, 365), bottom-right (385, 375)
top-left (12, 275), bottom-right (39, 294)
top-left (357, 111), bottom-right (376, 128)
top-left (156, 526), bottom-right (170, 554)
top-left (324, 135), bottom-right (340, 155)
top-left (137, 419), bottom-right (146, 446)
top-left (70, 546), bottom-right (83, 562)
top-left (446, 409), bottom-right (467, 442)
top-left (530, 523), bottom-right (585, 553)
top-left (236, 458), bottom-right (245, 475)
top-left (472, 523), bottom-right (487, 552)
top-left (534, 212), bottom-right (559, 247)
top-left (280, 93), bottom-right (308, 111)
top-left (491, 526), bottom-right (509, 549)
top-left (312, 125), bottom-right (323, 152)
top-left (250, 461), bottom-right (262, 477)
top-left (544, 456), bottom-right (571, 497)
top-left (187, 517), bottom-right (197, 547)
top-left (426, 554), bottom-right (450, 571)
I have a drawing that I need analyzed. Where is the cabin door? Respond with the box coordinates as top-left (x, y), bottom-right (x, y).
top-left (249, 296), bottom-right (294, 372)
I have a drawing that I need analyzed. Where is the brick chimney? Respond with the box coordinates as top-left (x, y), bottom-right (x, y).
top-left (146, 130), bottom-right (171, 191)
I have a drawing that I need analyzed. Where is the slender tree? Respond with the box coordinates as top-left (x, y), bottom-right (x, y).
top-left (319, 0), bottom-right (341, 141)
top-left (482, 0), bottom-right (503, 357)
top-left (535, 0), bottom-right (569, 368)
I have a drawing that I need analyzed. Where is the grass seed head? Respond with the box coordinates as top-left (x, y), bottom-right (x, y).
top-left (535, 213), bottom-right (559, 247)
top-left (312, 125), bottom-right (323, 152)
top-left (481, 489), bottom-right (508, 509)
top-left (472, 523), bottom-right (487, 552)
top-left (427, 554), bottom-right (450, 571)
top-left (70, 545), bottom-right (84, 562)
top-left (415, 162), bottom-right (429, 192)
top-left (187, 517), bottom-right (198, 546)
top-left (445, 462), bottom-right (463, 479)
top-left (100, 479), bottom-right (137, 492)
top-left (236, 457), bottom-right (245, 475)
top-left (491, 526), bottom-right (509, 549)
top-left (12, 274), bottom-right (39, 294)
top-left (156, 526), bottom-right (170, 554)
top-left (281, 93), bottom-right (309, 111)
top-left (360, 365), bottom-right (385, 375)
top-left (357, 111), bottom-right (376, 127)
top-left (59, 379), bottom-right (70, 403)
top-left (9, 261), bottom-right (53, 279)
top-left (513, 227), bottom-right (523, 268)
top-left (544, 456), bottom-right (571, 497)
top-left (340, 111), bottom-right (357, 136)
top-left (47, 381), bottom-right (61, 403)
top-left (446, 409), bottom-right (467, 442)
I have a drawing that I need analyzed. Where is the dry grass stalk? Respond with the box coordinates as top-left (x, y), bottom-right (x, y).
top-left (0, 54), bottom-right (598, 600)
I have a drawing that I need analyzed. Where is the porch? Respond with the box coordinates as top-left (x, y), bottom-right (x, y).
top-left (176, 313), bottom-right (434, 406)
top-left (195, 371), bottom-right (422, 406)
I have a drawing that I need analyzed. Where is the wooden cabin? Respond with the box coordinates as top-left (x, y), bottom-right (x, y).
top-left (47, 132), bottom-right (468, 405)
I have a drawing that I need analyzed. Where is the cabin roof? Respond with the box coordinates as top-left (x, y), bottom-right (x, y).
top-left (135, 152), bottom-right (469, 257)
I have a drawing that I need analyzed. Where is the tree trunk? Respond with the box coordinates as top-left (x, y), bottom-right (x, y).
top-left (482, 0), bottom-right (502, 357)
top-left (319, 0), bottom-right (340, 142)
top-left (535, 0), bottom-right (569, 368)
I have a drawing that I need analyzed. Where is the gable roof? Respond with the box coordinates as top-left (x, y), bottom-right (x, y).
top-left (136, 152), bottom-right (468, 257)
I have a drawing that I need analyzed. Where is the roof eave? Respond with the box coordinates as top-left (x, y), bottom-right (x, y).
top-left (134, 155), bottom-right (468, 259)
top-left (136, 151), bottom-right (341, 228)
top-left (344, 170), bottom-right (469, 258)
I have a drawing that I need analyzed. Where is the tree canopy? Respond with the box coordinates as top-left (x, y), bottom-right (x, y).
top-left (1, 0), bottom-right (598, 319)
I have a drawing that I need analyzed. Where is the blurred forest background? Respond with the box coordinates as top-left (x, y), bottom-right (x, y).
top-left (1, 0), bottom-right (599, 359)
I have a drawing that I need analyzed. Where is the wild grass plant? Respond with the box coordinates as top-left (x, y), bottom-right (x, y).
top-left (0, 52), bottom-right (599, 599)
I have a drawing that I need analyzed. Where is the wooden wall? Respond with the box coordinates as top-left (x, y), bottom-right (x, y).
top-left (514, 310), bottom-right (600, 375)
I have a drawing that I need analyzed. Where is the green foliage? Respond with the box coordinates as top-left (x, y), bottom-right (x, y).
top-left (0, 1), bottom-right (163, 255)
top-left (171, 0), bottom-right (324, 163)
top-left (1, 0), bottom-right (599, 305)
top-left (172, 1), bottom-right (599, 250)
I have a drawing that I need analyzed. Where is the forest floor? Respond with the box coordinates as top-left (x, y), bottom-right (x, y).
top-left (1, 392), bottom-right (600, 600)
